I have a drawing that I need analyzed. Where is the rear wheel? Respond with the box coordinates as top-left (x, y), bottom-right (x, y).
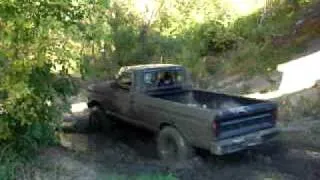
top-left (157, 126), bottom-right (194, 161)
top-left (88, 106), bottom-right (111, 132)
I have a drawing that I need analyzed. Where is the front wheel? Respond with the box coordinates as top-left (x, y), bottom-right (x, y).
top-left (157, 126), bottom-right (194, 161)
top-left (88, 106), bottom-right (111, 132)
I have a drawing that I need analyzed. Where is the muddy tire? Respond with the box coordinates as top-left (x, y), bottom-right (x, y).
top-left (88, 106), bottom-right (111, 132)
top-left (157, 126), bottom-right (194, 161)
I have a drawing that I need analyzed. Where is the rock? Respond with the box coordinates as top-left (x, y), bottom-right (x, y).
top-left (296, 19), bottom-right (304, 26)
top-left (295, 13), bottom-right (320, 37)
top-left (246, 76), bottom-right (272, 93)
top-left (286, 88), bottom-right (320, 107)
top-left (268, 71), bottom-right (282, 83)
top-left (216, 75), bottom-right (242, 87)
top-left (276, 86), bottom-right (320, 122)
top-left (218, 85), bottom-right (243, 95)
top-left (306, 38), bottom-right (320, 54)
top-left (266, 71), bottom-right (283, 91)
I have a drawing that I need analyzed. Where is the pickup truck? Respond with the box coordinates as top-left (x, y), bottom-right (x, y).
top-left (87, 64), bottom-right (279, 161)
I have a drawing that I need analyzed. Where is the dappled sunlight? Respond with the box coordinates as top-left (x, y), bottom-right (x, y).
top-left (134, 0), bottom-right (157, 23)
top-left (246, 50), bottom-right (320, 99)
top-left (132, 0), bottom-right (267, 26)
top-left (227, 0), bottom-right (265, 16)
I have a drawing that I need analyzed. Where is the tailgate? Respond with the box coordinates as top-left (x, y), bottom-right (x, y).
top-left (215, 102), bottom-right (277, 140)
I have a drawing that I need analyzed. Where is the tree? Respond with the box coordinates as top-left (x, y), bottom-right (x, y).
top-left (0, 0), bottom-right (97, 143)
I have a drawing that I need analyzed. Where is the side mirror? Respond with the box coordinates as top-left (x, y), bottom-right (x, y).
top-left (114, 74), bottom-right (119, 80)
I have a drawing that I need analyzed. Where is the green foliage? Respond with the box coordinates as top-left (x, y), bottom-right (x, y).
top-left (191, 21), bottom-right (238, 55)
top-left (0, 149), bottom-right (19, 180)
top-left (0, 3), bottom-right (100, 179)
top-left (0, 0), bottom-right (85, 141)
top-left (100, 0), bottom-right (317, 78)
top-left (0, 1), bottom-right (107, 178)
top-left (91, 0), bottom-right (242, 78)
top-left (233, 4), bottom-right (299, 43)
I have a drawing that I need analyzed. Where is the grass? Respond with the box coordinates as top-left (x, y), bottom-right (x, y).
top-left (215, 41), bottom-right (305, 76)
top-left (0, 150), bottom-right (24, 180)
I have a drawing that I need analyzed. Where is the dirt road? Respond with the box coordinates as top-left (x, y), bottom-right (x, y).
top-left (32, 112), bottom-right (320, 180)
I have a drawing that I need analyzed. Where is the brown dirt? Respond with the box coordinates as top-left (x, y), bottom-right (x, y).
top-left (29, 113), bottom-right (320, 180)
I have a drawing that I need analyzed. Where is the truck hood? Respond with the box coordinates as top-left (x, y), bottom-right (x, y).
top-left (88, 81), bottom-right (114, 93)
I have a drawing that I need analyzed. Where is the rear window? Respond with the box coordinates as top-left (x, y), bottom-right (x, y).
top-left (144, 69), bottom-right (185, 88)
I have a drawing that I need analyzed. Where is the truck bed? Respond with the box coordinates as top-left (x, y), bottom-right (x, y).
top-left (152, 89), bottom-right (277, 140)
top-left (152, 90), bottom-right (261, 111)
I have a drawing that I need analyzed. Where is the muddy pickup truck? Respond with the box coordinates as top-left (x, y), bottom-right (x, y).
top-left (87, 64), bottom-right (279, 161)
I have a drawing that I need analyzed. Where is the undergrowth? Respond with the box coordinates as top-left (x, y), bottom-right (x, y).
top-left (83, 0), bottom-right (320, 80)
top-left (0, 127), bottom-right (59, 180)
top-left (206, 0), bottom-right (319, 77)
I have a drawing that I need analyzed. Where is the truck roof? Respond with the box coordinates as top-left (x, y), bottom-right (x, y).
top-left (119, 64), bottom-right (183, 74)
top-left (124, 64), bottom-right (181, 70)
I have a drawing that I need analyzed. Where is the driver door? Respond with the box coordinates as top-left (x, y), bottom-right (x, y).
top-left (112, 71), bottom-right (134, 118)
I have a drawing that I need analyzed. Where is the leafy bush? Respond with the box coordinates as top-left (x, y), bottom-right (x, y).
top-left (0, 2), bottom-right (88, 178)
top-left (197, 21), bottom-right (238, 54)
top-left (0, 0), bottom-right (84, 140)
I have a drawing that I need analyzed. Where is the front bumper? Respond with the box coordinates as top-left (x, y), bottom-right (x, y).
top-left (210, 127), bottom-right (279, 155)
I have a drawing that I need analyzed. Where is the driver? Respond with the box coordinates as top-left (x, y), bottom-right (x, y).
top-left (158, 72), bottom-right (174, 87)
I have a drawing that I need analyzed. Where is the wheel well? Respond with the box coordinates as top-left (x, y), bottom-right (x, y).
top-left (159, 123), bottom-right (173, 130)
top-left (87, 100), bottom-right (101, 108)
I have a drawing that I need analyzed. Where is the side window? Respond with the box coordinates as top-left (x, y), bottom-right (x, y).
top-left (144, 71), bottom-right (158, 87)
top-left (117, 71), bottom-right (132, 90)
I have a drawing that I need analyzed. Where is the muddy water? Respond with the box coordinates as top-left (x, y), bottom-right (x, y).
top-left (59, 133), bottom-right (92, 152)
top-left (59, 113), bottom-right (320, 180)
top-left (60, 113), bottom-right (159, 159)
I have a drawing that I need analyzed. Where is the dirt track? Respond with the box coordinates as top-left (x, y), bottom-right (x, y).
top-left (35, 112), bottom-right (320, 180)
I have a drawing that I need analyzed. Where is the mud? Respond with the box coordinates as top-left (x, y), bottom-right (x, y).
top-left (53, 112), bottom-right (320, 180)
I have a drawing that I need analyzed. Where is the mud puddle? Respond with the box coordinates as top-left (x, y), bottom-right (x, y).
top-left (56, 116), bottom-right (320, 180)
